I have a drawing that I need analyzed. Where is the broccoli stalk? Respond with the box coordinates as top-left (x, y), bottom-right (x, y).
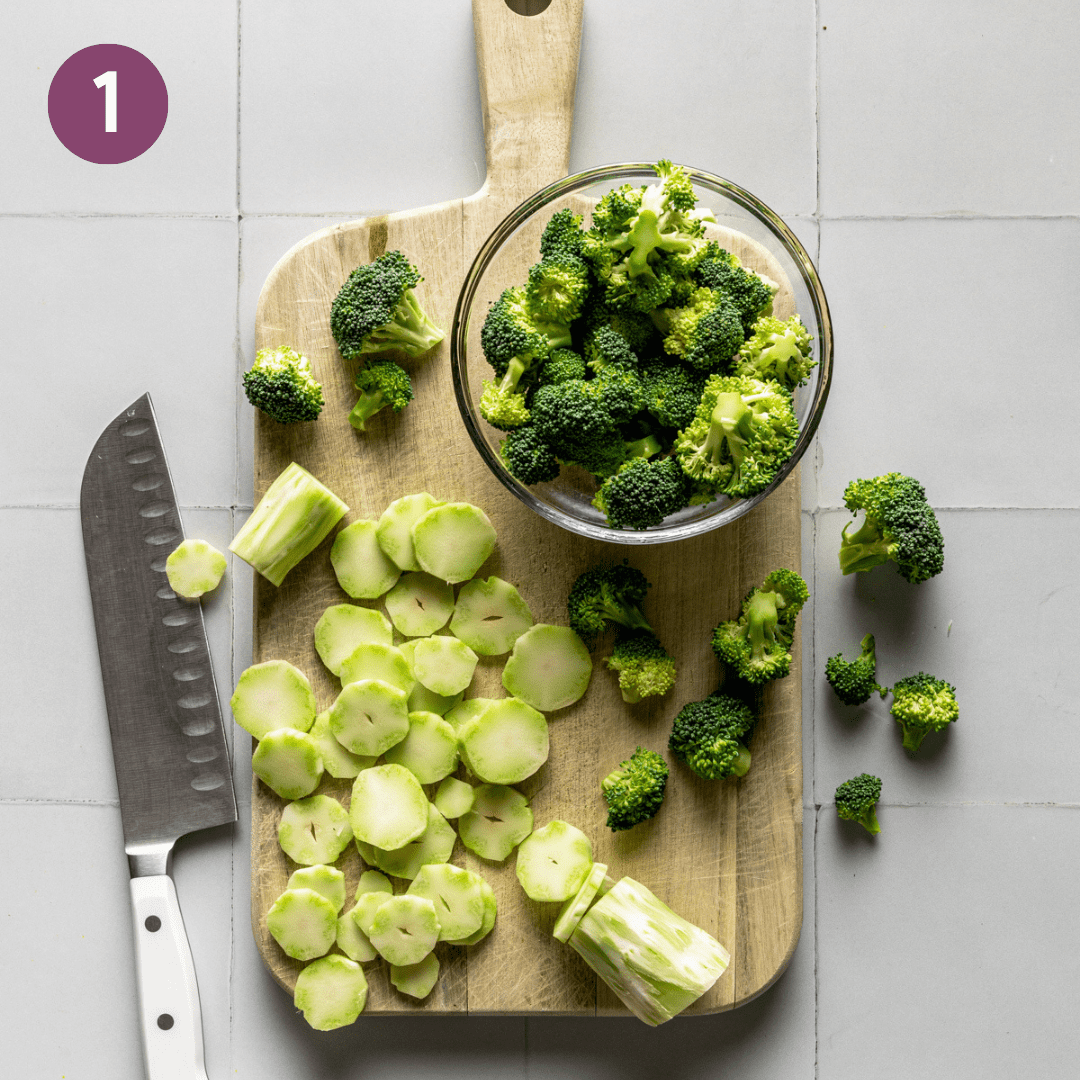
top-left (330, 250), bottom-right (444, 359)
top-left (600, 747), bottom-right (669, 831)
top-left (825, 633), bottom-right (888, 706)
top-left (605, 631), bottom-right (676, 704)
top-left (348, 359), bottom-right (414, 431)
top-left (835, 773), bottom-right (883, 835)
top-left (890, 672), bottom-right (959, 752)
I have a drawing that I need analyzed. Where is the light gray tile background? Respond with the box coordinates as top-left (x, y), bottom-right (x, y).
top-left (3, 1), bottom-right (1077, 1076)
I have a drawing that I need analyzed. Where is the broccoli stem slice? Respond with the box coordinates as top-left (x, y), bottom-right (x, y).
top-left (839, 516), bottom-right (895, 575)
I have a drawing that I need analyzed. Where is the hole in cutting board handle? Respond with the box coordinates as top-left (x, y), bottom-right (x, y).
top-left (504, 0), bottom-right (552, 15)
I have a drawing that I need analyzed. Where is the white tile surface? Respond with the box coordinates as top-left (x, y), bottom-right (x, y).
top-left (814, 508), bottom-right (1080, 806)
top-left (0, 217), bottom-right (240, 508)
top-left (0, 508), bottom-right (235, 801)
top-left (0, 0), bottom-right (238, 215)
top-left (815, 217), bottom-right (1080, 509)
top-left (816, 805), bottom-right (1080, 1079)
top-left (818, 0), bottom-right (1080, 216)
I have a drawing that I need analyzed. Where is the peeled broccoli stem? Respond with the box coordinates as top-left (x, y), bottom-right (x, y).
top-left (348, 388), bottom-right (392, 430)
top-left (364, 289), bottom-right (444, 355)
top-left (838, 515), bottom-right (895, 576)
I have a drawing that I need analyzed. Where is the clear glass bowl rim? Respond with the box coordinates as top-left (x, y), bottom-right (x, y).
top-left (450, 161), bottom-right (834, 545)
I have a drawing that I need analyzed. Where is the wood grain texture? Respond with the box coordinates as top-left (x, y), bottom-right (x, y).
top-left (248, 0), bottom-right (802, 1018)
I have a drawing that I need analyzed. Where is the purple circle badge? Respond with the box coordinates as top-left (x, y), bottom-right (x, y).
top-left (49, 45), bottom-right (168, 164)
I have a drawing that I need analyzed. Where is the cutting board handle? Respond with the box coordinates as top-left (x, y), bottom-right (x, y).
top-left (472, 0), bottom-right (584, 200)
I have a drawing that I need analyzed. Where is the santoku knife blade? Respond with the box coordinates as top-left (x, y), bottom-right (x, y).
top-left (81, 393), bottom-right (236, 1080)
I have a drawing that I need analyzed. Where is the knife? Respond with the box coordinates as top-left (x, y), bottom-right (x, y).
top-left (80, 393), bottom-right (236, 1080)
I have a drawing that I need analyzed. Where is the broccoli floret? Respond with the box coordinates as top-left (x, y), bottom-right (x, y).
top-left (890, 672), bottom-right (958, 752)
top-left (525, 254), bottom-right (591, 325)
top-left (499, 425), bottom-right (561, 486)
top-left (672, 373), bottom-right (799, 498)
top-left (639, 359), bottom-right (707, 432)
top-left (605, 631), bottom-right (676, 704)
top-left (529, 378), bottom-right (619, 466)
top-left (652, 287), bottom-right (745, 372)
top-left (481, 285), bottom-right (550, 377)
top-left (479, 381), bottom-right (531, 430)
top-left (348, 359), bottom-right (414, 431)
top-left (668, 693), bottom-right (754, 780)
top-left (839, 474), bottom-right (945, 584)
top-left (825, 633), bottom-right (888, 706)
top-left (538, 348), bottom-right (587, 385)
top-left (734, 314), bottom-right (816, 389)
top-left (835, 773), bottom-right (883, 834)
top-left (582, 300), bottom-right (660, 356)
top-left (242, 345), bottom-right (325, 424)
top-left (712, 568), bottom-right (809, 685)
top-left (601, 746), bottom-right (669, 831)
top-left (591, 364), bottom-right (647, 424)
top-left (567, 562), bottom-right (653, 648)
top-left (539, 207), bottom-right (586, 259)
top-left (593, 456), bottom-right (690, 531)
top-left (696, 246), bottom-right (778, 332)
top-left (330, 250), bottom-right (445, 359)
top-left (584, 324), bottom-right (640, 371)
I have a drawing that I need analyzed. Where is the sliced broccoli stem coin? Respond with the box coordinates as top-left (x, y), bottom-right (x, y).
top-left (251, 728), bottom-right (324, 800)
top-left (442, 697), bottom-right (498, 733)
top-left (368, 894), bottom-right (441, 966)
top-left (383, 711), bottom-right (460, 784)
top-left (515, 820), bottom-right (594, 902)
top-left (434, 776), bottom-right (476, 819)
top-left (328, 678), bottom-right (410, 757)
top-left (293, 954), bottom-right (368, 1030)
top-left (384, 572), bottom-right (455, 636)
top-left (330, 519), bottom-right (402, 599)
top-left (502, 624), bottom-right (593, 712)
top-left (307, 710), bottom-right (376, 779)
top-left (351, 891), bottom-right (394, 938)
top-left (445, 878), bottom-right (497, 946)
top-left (457, 784), bottom-right (533, 862)
top-left (390, 953), bottom-right (441, 999)
top-left (411, 502), bottom-right (497, 584)
top-left (553, 860), bottom-right (609, 943)
top-left (355, 870), bottom-right (394, 900)
top-left (165, 539), bottom-right (226, 599)
top-left (266, 887), bottom-right (338, 961)
top-left (338, 642), bottom-right (415, 694)
top-left (314, 603), bottom-right (393, 677)
top-left (376, 493), bottom-right (444, 572)
top-left (336, 908), bottom-right (378, 963)
top-left (287, 865), bottom-right (346, 913)
top-left (449, 576), bottom-right (534, 656)
top-left (230, 659), bottom-right (316, 739)
top-left (349, 763), bottom-right (430, 851)
top-left (230, 462), bottom-right (347, 587)
top-left (368, 801), bottom-right (457, 880)
top-left (412, 635), bottom-right (479, 697)
top-left (277, 794), bottom-right (353, 866)
top-left (458, 698), bottom-right (549, 785)
top-left (407, 863), bottom-right (486, 942)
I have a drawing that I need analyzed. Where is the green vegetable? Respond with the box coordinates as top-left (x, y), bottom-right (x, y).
top-left (566, 876), bottom-right (730, 1026)
top-left (593, 457), bottom-right (690, 531)
top-left (450, 576), bottom-right (534, 656)
top-left (293, 954), bottom-right (368, 1030)
top-left (376, 492), bottom-right (444, 572)
top-left (458, 697), bottom-right (549, 785)
top-left (330, 519), bottom-right (401, 599)
top-left (668, 693), bottom-right (754, 780)
top-left (349, 764), bottom-right (429, 851)
top-left (348, 359), bottom-right (414, 431)
top-left (337, 643), bottom-right (414, 694)
top-left (384, 571), bottom-right (454, 637)
top-left (835, 773), bottom-right (883, 834)
top-left (368, 895), bottom-right (440, 966)
top-left (411, 502), bottom-right (497, 584)
top-left (695, 246), bottom-right (777, 332)
top-left (652, 286), bottom-right (744, 372)
top-left (515, 820), bottom-right (593, 902)
top-left (407, 864), bottom-right (487, 942)
top-left (250, 728), bottom-right (324, 800)
top-left (330, 250), bottom-right (444, 359)
top-left (277, 794), bottom-right (353, 866)
top-left (287, 865), bottom-right (346, 913)
top-left (600, 747), bottom-right (668, 831)
top-left (825, 633), bottom-right (888, 706)
top-left (457, 783), bottom-right (533, 862)
top-left (839, 473), bottom-right (945, 583)
top-left (367, 801), bottom-right (457, 880)
top-left (313, 603), bottom-right (393, 677)
top-left (890, 672), bottom-right (959, 752)
top-left (711, 567), bottom-right (808, 685)
top-left (165, 539), bottom-right (226, 599)
top-left (229, 462), bottom-right (348, 587)
top-left (390, 954), bottom-right (440, 999)
top-left (604, 631), bottom-right (676, 703)
top-left (552, 861), bottom-right (608, 943)
top-left (433, 776), bottom-right (475, 820)
top-left (328, 678), bottom-right (409, 757)
top-left (566, 562), bottom-right (653, 648)
top-left (382, 711), bottom-right (459, 784)
top-left (501, 624), bottom-right (593, 712)
top-left (242, 344), bottom-right (324, 424)
top-left (230, 659), bottom-right (315, 740)
top-left (734, 314), bottom-right (816, 389)
top-left (267, 887), bottom-right (337, 960)
top-left (499, 424), bottom-right (561, 485)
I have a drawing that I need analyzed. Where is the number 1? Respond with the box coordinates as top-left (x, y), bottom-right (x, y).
top-left (94, 70), bottom-right (117, 133)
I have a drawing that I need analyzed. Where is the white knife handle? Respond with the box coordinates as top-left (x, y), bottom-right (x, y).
top-left (129, 875), bottom-right (209, 1080)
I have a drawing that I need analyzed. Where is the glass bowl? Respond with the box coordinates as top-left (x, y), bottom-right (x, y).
top-left (450, 162), bottom-right (833, 545)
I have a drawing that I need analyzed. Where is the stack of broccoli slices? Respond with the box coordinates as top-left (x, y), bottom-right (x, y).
top-left (482, 162), bottom-right (816, 530)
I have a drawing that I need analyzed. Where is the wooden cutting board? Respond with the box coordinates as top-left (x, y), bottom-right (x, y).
top-left (249, 0), bottom-right (802, 1018)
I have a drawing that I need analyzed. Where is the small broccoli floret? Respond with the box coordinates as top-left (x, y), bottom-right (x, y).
top-left (591, 364), bottom-right (647, 424)
top-left (734, 314), bottom-right (816, 389)
top-left (672, 373), bottom-right (799, 498)
top-left (499, 425), bottom-right (561, 486)
top-left (584, 324), bottom-right (640, 371)
top-left (668, 693), bottom-right (754, 780)
top-left (639, 359), bottom-right (707, 432)
top-left (593, 456), bottom-right (690, 531)
top-left (567, 562), bottom-right (653, 648)
top-left (526, 254), bottom-right (591, 325)
top-left (696, 246), bottom-right (778, 331)
top-left (348, 359), bottom-right (414, 431)
top-left (582, 301), bottom-right (660, 357)
top-left (712, 568), bottom-right (808, 685)
top-left (538, 348), bottom-right (587, 385)
top-left (539, 207), bottom-right (586, 260)
top-left (605, 631), bottom-right (676, 704)
top-left (652, 287), bottom-right (745, 372)
top-left (330, 250), bottom-right (445, 359)
top-left (529, 378), bottom-right (622, 477)
top-left (242, 345), bottom-right (325, 424)
top-left (890, 672), bottom-right (958, 752)
top-left (601, 746), bottom-right (669, 831)
top-left (479, 380), bottom-right (531, 430)
top-left (839, 474), bottom-right (945, 584)
top-left (481, 285), bottom-right (550, 377)
top-left (835, 773), bottom-right (882, 834)
top-left (825, 633), bottom-right (888, 706)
